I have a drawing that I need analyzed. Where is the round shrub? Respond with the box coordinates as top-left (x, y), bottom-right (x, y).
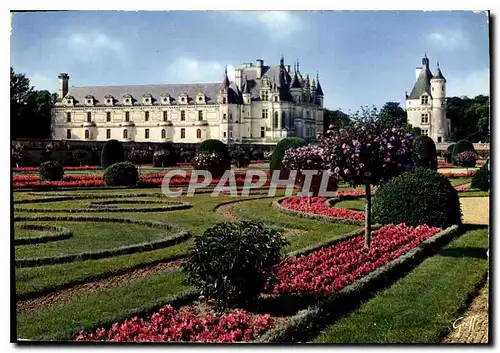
top-left (191, 151), bottom-right (226, 179)
top-left (153, 149), bottom-right (176, 167)
top-left (455, 151), bottom-right (477, 168)
top-left (198, 139), bottom-right (231, 170)
top-left (251, 148), bottom-right (264, 161)
top-left (103, 162), bottom-right (139, 186)
top-left (229, 146), bottom-right (250, 168)
top-left (101, 139), bottom-right (124, 168)
top-left (269, 137), bottom-right (306, 171)
top-left (452, 139), bottom-right (475, 165)
top-left (182, 221), bottom-right (289, 308)
top-left (372, 168), bottom-right (462, 228)
top-left (39, 161), bottom-right (64, 181)
top-left (413, 135), bottom-right (437, 170)
top-left (471, 163), bottom-right (490, 191)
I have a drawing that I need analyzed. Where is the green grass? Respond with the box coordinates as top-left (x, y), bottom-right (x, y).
top-left (449, 177), bottom-right (472, 186)
top-left (313, 226), bottom-right (489, 343)
top-left (16, 269), bottom-right (191, 340)
top-left (334, 198), bottom-right (365, 211)
top-left (14, 226), bottom-right (47, 239)
top-left (15, 221), bottom-right (173, 260)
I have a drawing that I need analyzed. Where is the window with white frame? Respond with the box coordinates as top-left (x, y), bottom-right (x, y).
top-left (422, 129), bottom-right (429, 136)
top-left (421, 113), bottom-right (429, 124)
top-left (421, 95), bottom-right (429, 105)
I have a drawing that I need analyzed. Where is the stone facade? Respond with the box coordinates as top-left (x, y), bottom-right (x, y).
top-left (405, 54), bottom-right (451, 143)
top-left (51, 57), bottom-right (325, 145)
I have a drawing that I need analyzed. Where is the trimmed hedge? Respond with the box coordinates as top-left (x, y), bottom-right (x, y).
top-left (101, 139), bottom-right (124, 168)
top-left (452, 139), bottom-right (475, 165)
top-left (39, 161), bottom-right (64, 181)
top-left (445, 143), bottom-right (455, 163)
top-left (471, 163), bottom-right (490, 191)
top-left (103, 162), bottom-right (139, 187)
top-left (14, 215), bottom-right (190, 268)
top-left (413, 135), bottom-right (437, 170)
top-left (269, 137), bottom-right (306, 171)
top-left (372, 168), bottom-right (462, 228)
top-left (253, 225), bottom-right (460, 343)
top-left (15, 224), bottom-right (72, 245)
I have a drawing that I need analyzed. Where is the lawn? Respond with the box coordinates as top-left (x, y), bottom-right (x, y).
top-left (313, 225), bottom-right (489, 343)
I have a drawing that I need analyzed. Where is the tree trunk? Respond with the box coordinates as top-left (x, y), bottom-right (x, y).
top-left (364, 183), bottom-right (371, 249)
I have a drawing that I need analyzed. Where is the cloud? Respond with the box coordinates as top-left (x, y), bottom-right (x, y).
top-left (166, 58), bottom-right (236, 83)
top-left (447, 68), bottom-right (489, 97)
top-left (57, 30), bottom-right (125, 63)
top-left (30, 72), bottom-right (57, 92)
top-left (225, 11), bottom-right (304, 41)
top-left (427, 30), bottom-right (469, 50)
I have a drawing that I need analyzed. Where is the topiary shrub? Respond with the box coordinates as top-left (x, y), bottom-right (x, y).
top-left (103, 162), bottom-right (139, 186)
top-left (251, 148), bottom-right (264, 161)
top-left (452, 139), bottom-right (475, 165)
top-left (229, 146), bottom-right (250, 168)
top-left (191, 151), bottom-right (226, 179)
top-left (270, 137), bottom-right (306, 171)
top-left (372, 167), bottom-right (462, 228)
top-left (152, 149), bottom-right (176, 168)
top-left (413, 135), bottom-right (437, 170)
top-left (471, 163), bottom-right (490, 191)
top-left (198, 139), bottom-right (231, 171)
top-left (182, 221), bottom-right (289, 308)
top-left (446, 143), bottom-right (455, 163)
top-left (39, 161), bottom-right (64, 181)
top-left (101, 139), bottom-right (124, 168)
top-left (72, 149), bottom-right (93, 166)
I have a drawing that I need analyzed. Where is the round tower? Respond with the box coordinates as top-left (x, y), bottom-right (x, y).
top-left (430, 62), bottom-right (447, 143)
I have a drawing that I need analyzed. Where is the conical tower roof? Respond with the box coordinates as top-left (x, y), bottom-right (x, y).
top-left (316, 72), bottom-right (324, 96)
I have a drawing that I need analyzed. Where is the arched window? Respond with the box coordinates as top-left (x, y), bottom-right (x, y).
top-left (123, 129), bottom-right (128, 139)
top-left (196, 129), bottom-right (202, 138)
top-left (85, 129), bottom-right (89, 139)
top-left (161, 129), bottom-right (166, 139)
top-left (281, 112), bottom-right (286, 128)
top-left (181, 128), bottom-right (186, 139)
top-left (274, 111), bottom-right (279, 129)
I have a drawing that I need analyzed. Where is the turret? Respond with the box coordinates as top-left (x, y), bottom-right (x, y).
top-left (219, 67), bottom-right (230, 104)
top-left (241, 74), bottom-right (251, 105)
top-left (430, 61), bottom-right (448, 142)
top-left (289, 63), bottom-right (303, 104)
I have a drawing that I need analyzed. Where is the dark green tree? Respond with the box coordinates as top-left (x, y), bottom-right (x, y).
top-left (323, 109), bottom-right (351, 134)
top-left (379, 102), bottom-right (407, 129)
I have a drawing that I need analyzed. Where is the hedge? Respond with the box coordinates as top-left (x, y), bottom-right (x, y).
top-left (15, 224), bottom-right (72, 246)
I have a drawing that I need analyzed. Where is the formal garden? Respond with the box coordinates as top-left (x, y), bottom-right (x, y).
top-left (13, 119), bottom-right (490, 343)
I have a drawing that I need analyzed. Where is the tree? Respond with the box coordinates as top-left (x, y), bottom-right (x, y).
top-left (447, 95), bottom-right (490, 142)
top-left (379, 102), bottom-right (407, 129)
top-left (11, 67), bottom-right (56, 138)
top-left (323, 109), bottom-right (351, 134)
top-left (320, 106), bottom-right (415, 248)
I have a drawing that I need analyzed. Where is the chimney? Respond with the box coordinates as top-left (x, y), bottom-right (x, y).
top-left (255, 59), bottom-right (264, 79)
top-left (58, 73), bottom-right (70, 99)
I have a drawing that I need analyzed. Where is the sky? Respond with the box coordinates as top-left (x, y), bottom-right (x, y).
top-left (10, 10), bottom-right (490, 112)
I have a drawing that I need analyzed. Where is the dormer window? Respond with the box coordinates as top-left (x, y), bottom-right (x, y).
top-left (85, 95), bottom-right (94, 106)
top-left (421, 95), bottom-right (429, 105)
top-left (161, 94), bottom-right (171, 105)
top-left (104, 95), bottom-right (114, 106)
top-left (142, 94), bottom-right (152, 105)
top-left (65, 95), bottom-right (74, 106)
top-left (196, 93), bottom-right (206, 104)
top-left (261, 91), bottom-right (269, 101)
top-left (179, 94), bottom-right (188, 104)
top-left (123, 94), bottom-right (133, 105)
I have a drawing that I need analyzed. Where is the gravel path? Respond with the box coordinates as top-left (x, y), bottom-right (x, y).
top-left (16, 259), bottom-right (182, 314)
top-left (443, 281), bottom-right (489, 343)
top-left (460, 197), bottom-right (489, 225)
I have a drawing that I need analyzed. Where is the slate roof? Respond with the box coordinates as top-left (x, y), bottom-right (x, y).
top-left (432, 67), bottom-right (446, 81)
top-left (408, 66), bottom-right (434, 100)
top-left (316, 77), bottom-right (324, 96)
top-left (60, 82), bottom-right (224, 106)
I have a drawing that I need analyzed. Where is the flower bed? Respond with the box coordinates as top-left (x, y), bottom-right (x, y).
top-left (440, 170), bottom-right (477, 178)
top-left (13, 166), bottom-right (99, 172)
top-left (281, 196), bottom-right (365, 221)
top-left (74, 305), bottom-right (274, 342)
top-left (268, 224), bottom-right (441, 297)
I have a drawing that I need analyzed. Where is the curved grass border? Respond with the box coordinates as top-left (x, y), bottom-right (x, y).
top-left (15, 224), bottom-right (73, 246)
top-left (14, 215), bottom-right (190, 268)
top-left (15, 202), bottom-right (192, 213)
top-left (253, 224), bottom-right (460, 343)
top-left (273, 197), bottom-right (364, 226)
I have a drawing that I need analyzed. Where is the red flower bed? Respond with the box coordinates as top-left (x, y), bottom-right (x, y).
top-left (337, 189), bottom-right (376, 197)
top-left (269, 224), bottom-right (441, 297)
top-left (440, 170), bottom-right (477, 178)
top-left (454, 185), bottom-right (471, 192)
top-left (281, 196), bottom-right (365, 221)
top-left (438, 161), bottom-right (453, 168)
top-left (74, 305), bottom-right (274, 342)
top-left (249, 160), bottom-right (267, 164)
top-left (13, 166), bottom-right (99, 172)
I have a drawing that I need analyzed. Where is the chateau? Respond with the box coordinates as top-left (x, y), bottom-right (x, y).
top-left (51, 57), bottom-right (325, 145)
top-left (405, 54), bottom-right (451, 143)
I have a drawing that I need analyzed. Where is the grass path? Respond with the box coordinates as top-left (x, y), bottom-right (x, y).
top-left (313, 226), bottom-right (489, 343)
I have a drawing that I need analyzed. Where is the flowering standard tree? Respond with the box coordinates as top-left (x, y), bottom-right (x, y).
top-left (320, 108), bottom-right (416, 248)
top-left (455, 151), bottom-right (478, 172)
top-left (281, 145), bottom-right (336, 196)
